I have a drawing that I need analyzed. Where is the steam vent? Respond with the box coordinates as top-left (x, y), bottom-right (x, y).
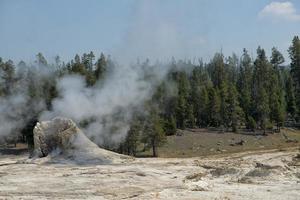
top-left (32, 117), bottom-right (129, 164)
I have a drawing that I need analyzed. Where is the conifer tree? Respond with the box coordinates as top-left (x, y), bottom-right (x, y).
top-left (237, 49), bottom-right (253, 127)
top-left (36, 52), bottom-right (48, 67)
top-left (95, 53), bottom-right (107, 81)
top-left (270, 47), bottom-right (286, 130)
top-left (285, 75), bottom-right (297, 119)
top-left (175, 71), bottom-right (191, 129)
top-left (143, 110), bottom-right (166, 157)
top-left (227, 83), bottom-right (243, 132)
top-left (252, 47), bottom-right (271, 132)
top-left (0, 60), bottom-right (15, 96)
top-left (207, 87), bottom-right (221, 127)
top-left (289, 36), bottom-right (300, 120)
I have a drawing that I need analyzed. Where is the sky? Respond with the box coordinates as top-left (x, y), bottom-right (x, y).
top-left (0, 0), bottom-right (299, 64)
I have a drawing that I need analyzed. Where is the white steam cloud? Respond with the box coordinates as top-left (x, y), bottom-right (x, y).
top-left (0, 0), bottom-right (196, 146)
top-left (40, 61), bottom-right (171, 146)
top-left (0, 65), bottom-right (48, 140)
top-left (114, 0), bottom-right (206, 64)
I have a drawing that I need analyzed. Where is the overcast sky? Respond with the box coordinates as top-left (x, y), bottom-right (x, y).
top-left (0, 0), bottom-right (299, 64)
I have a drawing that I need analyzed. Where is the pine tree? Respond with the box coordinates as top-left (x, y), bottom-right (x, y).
top-left (252, 47), bottom-right (271, 132)
top-left (81, 52), bottom-right (96, 86)
top-left (226, 53), bottom-right (239, 83)
top-left (36, 52), bottom-right (48, 67)
top-left (237, 49), bottom-right (253, 127)
top-left (208, 53), bottom-right (230, 128)
top-left (81, 51), bottom-right (95, 71)
top-left (285, 75), bottom-right (297, 119)
top-left (190, 67), bottom-right (201, 127)
top-left (123, 120), bottom-right (141, 156)
top-left (163, 115), bottom-right (177, 135)
top-left (288, 36), bottom-right (300, 120)
top-left (207, 87), bottom-right (221, 127)
top-left (175, 71), bottom-right (191, 129)
top-left (190, 66), bottom-right (211, 127)
top-left (197, 86), bottom-right (209, 127)
top-left (227, 83), bottom-right (243, 132)
top-left (270, 47), bottom-right (286, 130)
top-left (143, 110), bottom-right (166, 157)
top-left (151, 81), bottom-right (176, 135)
top-left (0, 60), bottom-right (15, 96)
top-left (209, 53), bottom-right (227, 88)
top-left (219, 81), bottom-right (229, 128)
top-left (71, 54), bottom-right (86, 75)
top-left (95, 53), bottom-right (107, 81)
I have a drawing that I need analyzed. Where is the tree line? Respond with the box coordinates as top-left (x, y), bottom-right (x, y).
top-left (0, 36), bottom-right (299, 156)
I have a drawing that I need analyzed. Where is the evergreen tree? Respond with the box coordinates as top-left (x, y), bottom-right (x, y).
top-left (198, 86), bottom-right (209, 126)
top-left (219, 81), bottom-right (229, 127)
top-left (252, 47), bottom-right (271, 132)
top-left (175, 71), bottom-right (191, 129)
top-left (151, 80), bottom-right (176, 135)
top-left (190, 67), bottom-right (202, 127)
top-left (122, 120), bottom-right (141, 156)
top-left (288, 36), bottom-right (300, 120)
top-left (36, 52), bottom-right (48, 67)
top-left (237, 49), bottom-right (253, 126)
top-left (226, 53), bottom-right (239, 83)
top-left (227, 83), bottom-right (243, 132)
top-left (0, 60), bottom-right (15, 96)
top-left (285, 75), bottom-right (297, 119)
top-left (190, 66), bottom-right (211, 127)
top-left (95, 53), bottom-right (107, 81)
top-left (163, 115), bottom-right (177, 135)
top-left (271, 47), bottom-right (285, 68)
top-left (207, 87), bottom-right (221, 127)
top-left (270, 47), bottom-right (286, 130)
top-left (209, 53), bottom-right (227, 88)
top-left (71, 54), bottom-right (86, 75)
top-left (142, 110), bottom-right (166, 157)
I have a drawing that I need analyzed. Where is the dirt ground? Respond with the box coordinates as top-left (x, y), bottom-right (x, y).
top-left (0, 147), bottom-right (300, 200)
top-left (146, 128), bottom-right (300, 157)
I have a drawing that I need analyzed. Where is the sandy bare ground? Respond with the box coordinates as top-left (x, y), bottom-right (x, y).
top-left (0, 148), bottom-right (300, 200)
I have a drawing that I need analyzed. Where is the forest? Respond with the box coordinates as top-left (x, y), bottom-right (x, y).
top-left (0, 36), bottom-right (300, 157)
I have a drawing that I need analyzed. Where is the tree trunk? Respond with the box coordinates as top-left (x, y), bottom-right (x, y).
top-left (152, 144), bottom-right (157, 157)
top-left (152, 139), bottom-right (157, 157)
top-left (277, 122), bottom-right (281, 133)
top-left (127, 147), bottom-right (130, 155)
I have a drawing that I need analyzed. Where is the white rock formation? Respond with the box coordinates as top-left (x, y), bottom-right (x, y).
top-left (33, 117), bottom-right (129, 164)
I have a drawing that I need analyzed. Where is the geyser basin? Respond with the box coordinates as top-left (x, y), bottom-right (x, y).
top-left (32, 117), bottom-right (129, 164)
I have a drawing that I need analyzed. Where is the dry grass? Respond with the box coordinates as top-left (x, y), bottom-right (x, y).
top-left (140, 128), bottom-right (300, 158)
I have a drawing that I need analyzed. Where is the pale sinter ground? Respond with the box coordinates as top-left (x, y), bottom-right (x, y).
top-left (0, 148), bottom-right (299, 200)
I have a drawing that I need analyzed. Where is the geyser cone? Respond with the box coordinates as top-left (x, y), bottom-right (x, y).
top-left (32, 117), bottom-right (129, 164)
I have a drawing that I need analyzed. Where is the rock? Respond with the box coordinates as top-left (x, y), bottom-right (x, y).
top-left (136, 172), bottom-right (146, 177)
top-left (33, 117), bottom-right (77, 157)
top-left (176, 130), bottom-right (184, 136)
top-left (230, 139), bottom-right (245, 146)
top-left (286, 138), bottom-right (298, 143)
top-left (245, 168), bottom-right (271, 177)
top-left (210, 167), bottom-right (238, 177)
top-left (255, 162), bottom-right (282, 170)
top-left (185, 172), bottom-right (207, 181)
top-left (188, 181), bottom-right (211, 191)
top-left (32, 117), bottom-right (130, 164)
top-left (294, 154), bottom-right (300, 159)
